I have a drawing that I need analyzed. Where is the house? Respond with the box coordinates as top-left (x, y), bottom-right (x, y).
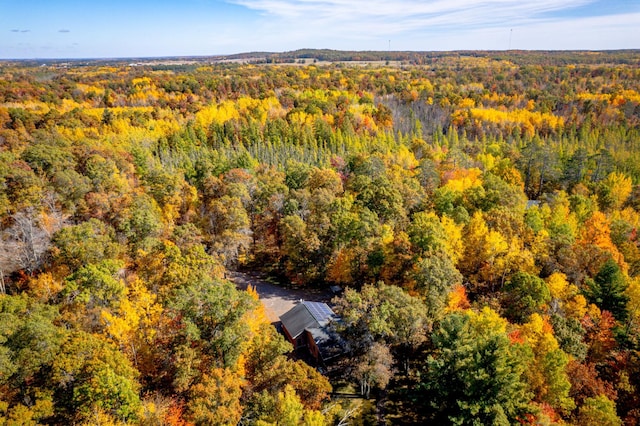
top-left (279, 301), bottom-right (346, 365)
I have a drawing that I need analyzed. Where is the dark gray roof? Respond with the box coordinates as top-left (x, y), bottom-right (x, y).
top-left (280, 301), bottom-right (337, 340)
top-left (307, 325), bottom-right (348, 362)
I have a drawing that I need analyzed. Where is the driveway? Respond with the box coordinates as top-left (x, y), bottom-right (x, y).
top-left (230, 271), bottom-right (334, 323)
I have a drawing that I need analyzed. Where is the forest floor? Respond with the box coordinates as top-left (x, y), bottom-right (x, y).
top-left (229, 271), bottom-right (334, 323)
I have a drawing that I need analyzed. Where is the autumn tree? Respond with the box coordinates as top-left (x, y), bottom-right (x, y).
top-left (575, 395), bottom-right (622, 426)
top-left (50, 331), bottom-right (142, 423)
top-left (333, 282), bottom-right (429, 371)
top-left (519, 314), bottom-right (574, 414)
top-left (51, 218), bottom-right (120, 273)
top-left (0, 207), bottom-right (52, 276)
top-left (187, 368), bottom-right (244, 425)
top-left (597, 171), bottom-right (633, 212)
top-left (413, 251), bottom-right (463, 319)
top-left (354, 342), bottom-right (393, 399)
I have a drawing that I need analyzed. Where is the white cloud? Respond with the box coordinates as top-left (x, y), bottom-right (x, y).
top-left (506, 12), bottom-right (640, 50)
top-left (224, 0), bottom-right (640, 50)
top-left (229, 0), bottom-right (593, 30)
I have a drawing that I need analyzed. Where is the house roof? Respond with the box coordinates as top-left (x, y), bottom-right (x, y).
top-left (279, 301), bottom-right (337, 340)
top-left (307, 324), bottom-right (348, 362)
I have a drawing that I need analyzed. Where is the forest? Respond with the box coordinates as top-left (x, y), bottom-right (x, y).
top-left (1, 49), bottom-right (640, 425)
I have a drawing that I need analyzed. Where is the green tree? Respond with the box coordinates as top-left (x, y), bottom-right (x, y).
top-left (51, 219), bottom-right (120, 272)
top-left (502, 272), bottom-right (551, 323)
top-left (408, 211), bottom-right (447, 254)
top-left (279, 214), bottom-right (321, 284)
top-left (550, 314), bottom-right (588, 361)
top-left (333, 282), bottom-right (429, 356)
top-left (50, 331), bottom-right (141, 423)
top-left (414, 251), bottom-right (463, 319)
top-left (62, 259), bottom-right (125, 310)
top-left (584, 258), bottom-right (629, 323)
top-left (422, 308), bottom-right (532, 425)
top-left (355, 176), bottom-right (406, 225)
top-left (576, 395), bottom-right (622, 426)
top-left (168, 278), bottom-right (257, 368)
top-left (0, 294), bottom-right (63, 424)
top-left (118, 193), bottom-right (164, 249)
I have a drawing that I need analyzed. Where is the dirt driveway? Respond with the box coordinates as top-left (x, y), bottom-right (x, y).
top-left (230, 271), bottom-right (334, 323)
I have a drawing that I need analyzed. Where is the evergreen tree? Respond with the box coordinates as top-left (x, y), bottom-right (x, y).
top-left (585, 259), bottom-right (629, 323)
top-left (422, 308), bottom-right (533, 425)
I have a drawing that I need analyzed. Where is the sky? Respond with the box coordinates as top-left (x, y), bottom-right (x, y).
top-left (1, 0), bottom-right (639, 59)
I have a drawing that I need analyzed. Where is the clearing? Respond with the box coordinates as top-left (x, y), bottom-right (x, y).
top-left (230, 271), bottom-right (334, 322)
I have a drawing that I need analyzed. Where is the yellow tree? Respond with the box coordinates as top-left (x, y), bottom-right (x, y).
top-left (626, 276), bottom-right (640, 336)
top-left (100, 277), bottom-right (164, 369)
top-left (459, 211), bottom-right (509, 291)
top-left (598, 172), bottom-right (633, 211)
top-left (187, 368), bottom-right (244, 425)
top-left (546, 272), bottom-right (588, 320)
top-left (520, 314), bottom-right (575, 415)
top-left (578, 211), bottom-right (627, 275)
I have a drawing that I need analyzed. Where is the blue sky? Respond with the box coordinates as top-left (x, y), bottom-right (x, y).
top-left (1, 0), bottom-right (639, 59)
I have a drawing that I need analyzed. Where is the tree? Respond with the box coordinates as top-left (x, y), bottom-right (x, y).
top-left (582, 307), bottom-right (617, 364)
top-left (0, 294), bottom-right (63, 424)
top-left (62, 259), bottom-right (125, 311)
top-left (333, 282), bottom-right (429, 365)
top-left (187, 368), bottom-right (243, 425)
top-left (502, 272), bottom-right (550, 323)
top-left (168, 278), bottom-right (257, 369)
top-left (0, 207), bottom-right (52, 276)
top-left (422, 308), bottom-right (532, 425)
top-left (546, 272), bottom-right (587, 320)
top-left (50, 331), bottom-right (141, 423)
top-left (252, 385), bottom-right (326, 426)
top-left (549, 314), bottom-right (588, 361)
top-left (118, 193), bottom-right (164, 250)
top-left (408, 211), bottom-right (448, 254)
top-left (100, 277), bottom-right (164, 372)
top-left (566, 360), bottom-right (617, 407)
top-left (577, 211), bottom-right (626, 277)
top-left (354, 342), bottom-right (393, 399)
top-left (202, 195), bottom-right (252, 266)
top-left (354, 176), bottom-right (406, 225)
top-left (517, 136), bottom-right (561, 199)
top-left (597, 172), bottom-right (633, 211)
top-left (135, 240), bottom-right (224, 298)
top-left (251, 165), bottom-right (289, 264)
top-left (584, 258), bottom-right (629, 323)
top-left (413, 251), bottom-right (463, 319)
top-left (279, 214), bottom-right (321, 284)
top-left (576, 395), bottom-right (622, 426)
top-left (51, 219), bottom-right (120, 272)
top-left (459, 211), bottom-right (509, 291)
top-left (519, 314), bottom-right (574, 413)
